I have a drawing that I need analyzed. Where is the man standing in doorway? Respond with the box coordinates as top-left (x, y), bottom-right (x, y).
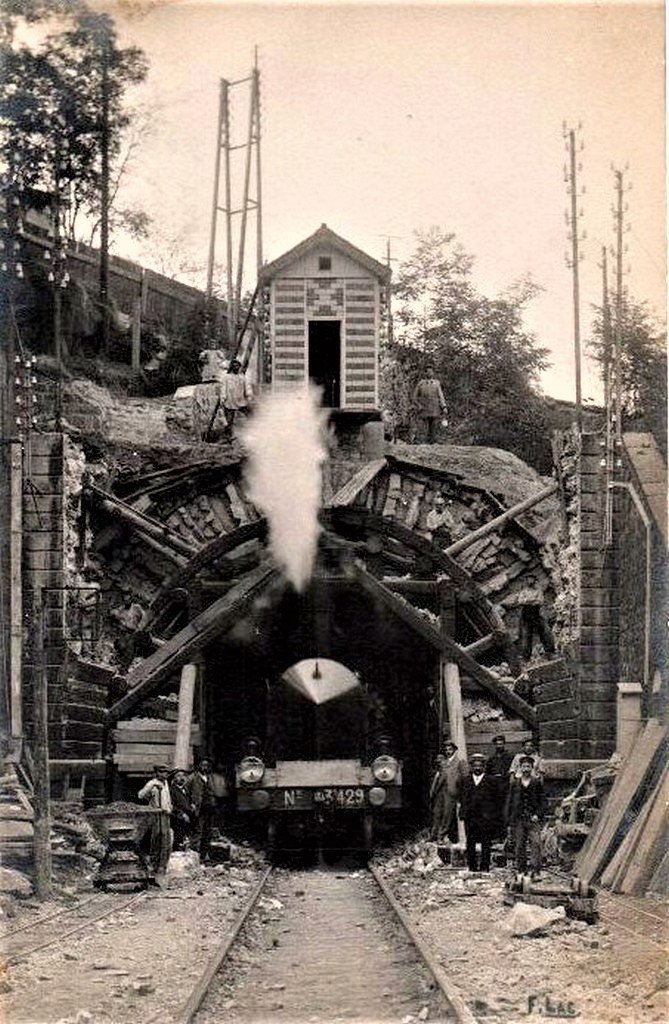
top-left (188, 757), bottom-right (217, 863)
top-left (138, 765), bottom-right (173, 877)
top-left (413, 365), bottom-right (447, 444)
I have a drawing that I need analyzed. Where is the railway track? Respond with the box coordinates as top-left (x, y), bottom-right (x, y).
top-left (166, 865), bottom-right (477, 1024)
top-left (3, 890), bottom-right (147, 966)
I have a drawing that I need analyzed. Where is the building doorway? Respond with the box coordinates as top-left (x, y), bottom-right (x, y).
top-left (308, 320), bottom-right (341, 408)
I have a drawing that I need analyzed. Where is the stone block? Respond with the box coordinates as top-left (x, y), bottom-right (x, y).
top-left (578, 681), bottom-right (616, 701)
top-left (525, 659), bottom-right (569, 683)
top-left (540, 719), bottom-right (579, 741)
top-left (539, 739), bottom-right (582, 759)
top-left (578, 719), bottom-right (616, 741)
top-left (536, 699), bottom-right (578, 722)
top-left (579, 645), bottom-right (617, 666)
top-left (579, 702), bottom-right (616, 721)
top-left (533, 678), bottom-right (575, 703)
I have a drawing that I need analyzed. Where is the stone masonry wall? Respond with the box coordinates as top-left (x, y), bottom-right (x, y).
top-left (577, 433), bottom-right (618, 759)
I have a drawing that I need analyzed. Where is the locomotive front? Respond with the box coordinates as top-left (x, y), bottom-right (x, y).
top-left (235, 658), bottom-right (402, 854)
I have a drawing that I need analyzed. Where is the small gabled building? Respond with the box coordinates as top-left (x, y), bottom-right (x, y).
top-left (259, 224), bottom-right (390, 413)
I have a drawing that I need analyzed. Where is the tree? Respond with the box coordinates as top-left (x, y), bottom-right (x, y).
top-left (0, 0), bottom-right (148, 239)
top-left (384, 228), bottom-right (552, 468)
top-left (589, 296), bottom-right (667, 453)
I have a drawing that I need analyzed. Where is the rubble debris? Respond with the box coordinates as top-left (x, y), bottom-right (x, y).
top-left (503, 901), bottom-right (567, 936)
top-left (0, 866), bottom-right (33, 898)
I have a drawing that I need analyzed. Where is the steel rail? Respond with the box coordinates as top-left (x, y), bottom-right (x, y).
top-left (6, 891), bottom-right (147, 965)
top-left (1, 892), bottom-right (104, 939)
top-left (369, 863), bottom-right (479, 1024)
top-left (170, 865), bottom-right (273, 1024)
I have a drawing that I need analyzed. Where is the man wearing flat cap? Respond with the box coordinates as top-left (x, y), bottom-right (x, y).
top-left (430, 739), bottom-right (469, 843)
top-left (506, 753), bottom-right (546, 877)
top-left (486, 734), bottom-right (513, 839)
top-left (138, 764), bottom-right (173, 876)
top-left (459, 753), bottom-right (498, 872)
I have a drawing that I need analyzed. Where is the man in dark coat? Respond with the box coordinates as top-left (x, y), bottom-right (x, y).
top-left (486, 734), bottom-right (513, 839)
top-left (188, 758), bottom-right (217, 863)
top-left (459, 753), bottom-right (498, 872)
top-left (169, 770), bottom-right (194, 851)
top-left (506, 753), bottom-right (546, 877)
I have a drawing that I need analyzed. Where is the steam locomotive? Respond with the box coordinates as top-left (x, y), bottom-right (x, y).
top-left (235, 657), bottom-right (402, 856)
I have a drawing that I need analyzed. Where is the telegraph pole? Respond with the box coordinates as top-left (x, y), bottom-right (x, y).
top-left (99, 23), bottom-right (111, 354)
top-left (612, 166), bottom-right (629, 442)
top-left (563, 125), bottom-right (585, 432)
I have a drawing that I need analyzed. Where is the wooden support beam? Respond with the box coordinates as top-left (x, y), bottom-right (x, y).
top-left (33, 602), bottom-right (52, 899)
top-left (382, 578), bottom-right (440, 596)
top-left (330, 459), bottom-right (388, 507)
top-left (108, 563), bottom-right (279, 723)
top-left (88, 484), bottom-right (196, 558)
top-left (174, 664), bottom-right (197, 769)
top-left (352, 564), bottom-right (536, 726)
top-left (323, 507), bottom-right (512, 635)
top-left (445, 482), bottom-right (558, 558)
top-left (9, 439), bottom-right (22, 739)
top-left (464, 633), bottom-right (498, 657)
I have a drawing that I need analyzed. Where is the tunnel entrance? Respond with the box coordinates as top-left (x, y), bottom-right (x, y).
top-left (202, 575), bottom-right (438, 833)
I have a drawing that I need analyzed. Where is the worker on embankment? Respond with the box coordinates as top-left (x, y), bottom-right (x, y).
top-left (222, 358), bottom-right (252, 436)
top-left (413, 365), bottom-right (447, 444)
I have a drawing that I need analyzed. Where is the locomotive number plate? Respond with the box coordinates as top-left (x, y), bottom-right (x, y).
top-left (313, 787), bottom-right (365, 807)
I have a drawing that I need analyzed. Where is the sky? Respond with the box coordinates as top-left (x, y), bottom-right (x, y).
top-left (94, 1), bottom-right (665, 401)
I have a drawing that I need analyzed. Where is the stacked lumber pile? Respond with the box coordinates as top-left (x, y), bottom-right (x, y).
top-left (0, 762), bottom-right (34, 871)
top-left (575, 718), bottom-right (669, 894)
top-left (112, 718), bottom-right (201, 775)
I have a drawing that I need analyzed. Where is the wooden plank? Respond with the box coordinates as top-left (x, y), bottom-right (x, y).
top-left (352, 564), bottom-right (536, 725)
top-left (601, 776), bottom-right (657, 889)
top-left (466, 730), bottom-right (531, 745)
top-left (226, 484), bottom-right (249, 525)
top-left (113, 743), bottom-right (176, 756)
top-left (49, 759), bottom-right (107, 780)
top-left (113, 728), bottom-right (201, 744)
top-left (618, 762), bottom-right (669, 894)
top-left (575, 718), bottom-right (667, 882)
top-left (330, 459), bottom-right (387, 507)
top-left (108, 564), bottom-right (279, 723)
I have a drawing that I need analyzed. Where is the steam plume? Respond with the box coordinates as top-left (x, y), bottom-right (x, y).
top-left (241, 386), bottom-right (327, 591)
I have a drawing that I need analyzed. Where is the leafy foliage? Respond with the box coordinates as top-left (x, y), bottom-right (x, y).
top-left (589, 296), bottom-right (667, 453)
top-left (0, 0), bottom-right (147, 236)
top-left (383, 228), bottom-right (552, 468)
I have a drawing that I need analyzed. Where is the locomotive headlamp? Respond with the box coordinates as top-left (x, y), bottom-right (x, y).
top-left (239, 756), bottom-right (265, 785)
top-left (369, 786), bottom-right (387, 806)
top-left (372, 755), bottom-right (398, 783)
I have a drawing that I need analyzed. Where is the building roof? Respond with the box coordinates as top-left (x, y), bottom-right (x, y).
top-left (260, 223), bottom-right (391, 283)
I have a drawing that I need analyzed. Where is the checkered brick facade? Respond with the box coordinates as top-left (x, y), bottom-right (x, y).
top-left (269, 273), bottom-right (379, 409)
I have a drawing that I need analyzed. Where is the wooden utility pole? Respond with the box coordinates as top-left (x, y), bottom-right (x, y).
top-left (99, 26), bottom-right (111, 355)
top-left (565, 126), bottom-right (584, 432)
top-left (33, 598), bottom-right (53, 899)
top-left (602, 244), bottom-right (614, 546)
top-left (612, 167), bottom-right (627, 442)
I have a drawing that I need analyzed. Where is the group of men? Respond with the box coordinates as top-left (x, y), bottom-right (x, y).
top-left (138, 758), bottom-right (223, 876)
top-left (430, 735), bottom-right (545, 876)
